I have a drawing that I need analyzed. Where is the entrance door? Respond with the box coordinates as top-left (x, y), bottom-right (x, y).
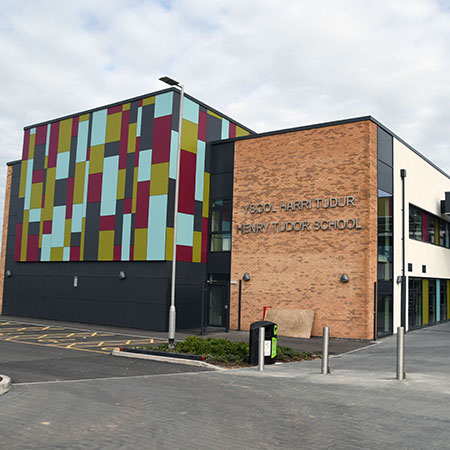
top-left (207, 275), bottom-right (229, 329)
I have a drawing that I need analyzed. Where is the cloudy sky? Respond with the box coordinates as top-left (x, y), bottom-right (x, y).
top-left (1, 0), bottom-right (450, 232)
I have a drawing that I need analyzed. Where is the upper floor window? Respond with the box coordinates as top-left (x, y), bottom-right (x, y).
top-left (409, 204), bottom-right (450, 249)
top-left (210, 199), bottom-right (232, 252)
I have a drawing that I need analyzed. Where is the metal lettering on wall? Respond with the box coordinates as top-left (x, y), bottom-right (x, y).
top-left (236, 196), bottom-right (362, 234)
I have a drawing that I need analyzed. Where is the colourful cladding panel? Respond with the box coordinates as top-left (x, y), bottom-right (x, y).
top-left (147, 195), bottom-right (167, 260)
top-left (15, 92), bottom-right (251, 262)
top-left (423, 279), bottom-right (429, 324)
top-left (178, 150), bottom-right (196, 214)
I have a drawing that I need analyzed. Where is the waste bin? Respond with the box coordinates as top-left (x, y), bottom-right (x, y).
top-left (248, 320), bottom-right (278, 365)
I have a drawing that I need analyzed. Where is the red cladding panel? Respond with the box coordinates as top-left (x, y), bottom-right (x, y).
top-left (48, 122), bottom-right (60, 168)
top-left (178, 150), bottom-right (196, 215)
top-left (229, 122), bottom-right (236, 139)
top-left (35, 125), bottom-right (47, 146)
top-left (26, 235), bottom-right (39, 262)
top-left (130, 244), bottom-right (134, 261)
top-left (123, 198), bottom-right (132, 214)
top-left (152, 115), bottom-right (172, 163)
top-left (135, 181), bottom-right (150, 228)
top-left (66, 177), bottom-right (74, 219)
top-left (119, 109), bottom-right (130, 169)
top-left (22, 129), bottom-right (30, 160)
top-left (32, 170), bottom-right (44, 183)
top-left (70, 247), bottom-right (81, 261)
top-left (14, 223), bottom-right (22, 261)
top-left (134, 137), bottom-right (141, 165)
top-left (198, 111), bottom-right (207, 141)
top-left (138, 99), bottom-right (143, 107)
top-left (114, 245), bottom-right (121, 261)
top-left (100, 215), bottom-right (116, 231)
top-left (71, 116), bottom-right (79, 137)
top-left (177, 245), bottom-right (193, 262)
top-left (87, 173), bottom-right (103, 203)
top-left (42, 220), bottom-right (52, 234)
top-left (108, 105), bottom-right (122, 115)
top-left (201, 217), bottom-right (208, 263)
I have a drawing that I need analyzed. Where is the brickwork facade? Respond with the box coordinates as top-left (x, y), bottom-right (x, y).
top-left (0, 164), bottom-right (13, 313)
top-left (229, 120), bottom-right (379, 339)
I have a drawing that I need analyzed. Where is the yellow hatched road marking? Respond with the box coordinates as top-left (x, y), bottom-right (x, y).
top-left (126, 340), bottom-right (131, 345)
top-left (1, 338), bottom-right (106, 354)
top-left (91, 332), bottom-right (97, 336)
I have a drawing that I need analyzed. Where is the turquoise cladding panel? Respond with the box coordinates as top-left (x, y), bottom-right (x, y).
top-left (155, 92), bottom-right (173, 118)
top-left (121, 213), bottom-right (132, 261)
top-left (147, 194), bottom-right (167, 260)
top-left (137, 149), bottom-right (152, 182)
top-left (76, 120), bottom-right (89, 162)
top-left (24, 158), bottom-right (34, 210)
top-left (100, 156), bottom-right (119, 216)
top-left (41, 234), bottom-right (52, 261)
top-left (169, 130), bottom-right (178, 179)
top-left (91, 109), bottom-right (107, 146)
top-left (51, 206), bottom-right (66, 247)
top-left (183, 98), bottom-right (199, 124)
top-left (437, 279), bottom-right (441, 322)
top-left (56, 152), bottom-right (70, 180)
top-left (176, 212), bottom-right (193, 246)
top-left (195, 141), bottom-right (205, 201)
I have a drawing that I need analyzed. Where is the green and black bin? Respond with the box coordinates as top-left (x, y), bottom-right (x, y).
top-left (248, 320), bottom-right (278, 365)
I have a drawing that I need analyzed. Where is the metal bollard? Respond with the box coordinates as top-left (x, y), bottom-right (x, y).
top-left (258, 326), bottom-right (265, 371)
top-left (321, 326), bottom-right (330, 374)
top-left (396, 326), bottom-right (406, 380)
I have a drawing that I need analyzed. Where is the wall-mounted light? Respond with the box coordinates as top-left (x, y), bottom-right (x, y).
top-left (396, 275), bottom-right (403, 284)
top-left (5, 270), bottom-right (12, 277)
top-left (119, 271), bottom-right (127, 280)
top-left (243, 273), bottom-right (250, 282)
top-left (340, 274), bottom-right (349, 283)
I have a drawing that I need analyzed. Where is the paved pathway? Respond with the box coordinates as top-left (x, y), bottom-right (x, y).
top-left (1, 321), bottom-right (450, 448)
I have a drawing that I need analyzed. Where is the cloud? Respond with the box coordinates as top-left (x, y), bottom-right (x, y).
top-left (1, 0), bottom-right (450, 236)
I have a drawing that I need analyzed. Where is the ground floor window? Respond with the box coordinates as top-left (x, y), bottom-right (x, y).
top-left (408, 277), bottom-right (450, 329)
top-left (377, 294), bottom-right (393, 336)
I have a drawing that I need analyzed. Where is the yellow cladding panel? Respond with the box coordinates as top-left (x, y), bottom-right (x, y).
top-left (28, 134), bottom-right (35, 160)
top-left (235, 126), bottom-right (250, 137)
top-left (19, 160), bottom-right (28, 198)
top-left (128, 123), bottom-right (137, 153)
top-left (133, 229), bottom-right (147, 260)
top-left (98, 230), bottom-right (115, 261)
top-left (423, 279), bottom-right (429, 325)
top-left (150, 163), bottom-right (169, 196)
top-left (106, 112), bottom-right (122, 143)
top-left (132, 167), bottom-right (138, 213)
top-left (45, 155), bottom-right (48, 169)
top-left (20, 210), bottom-right (29, 261)
top-left (51, 247), bottom-right (64, 261)
top-left (89, 145), bottom-right (105, 174)
top-left (80, 218), bottom-right (86, 261)
top-left (30, 182), bottom-right (43, 209)
top-left (192, 231), bottom-right (202, 263)
top-left (117, 169), bottom-right (126, 199)
top-left (73, 162), bottom-right (86, 204)
top-left (207, 110), bottom-right (222, 120)
top-left (79, 114), bottom-right (90, 122)
top-left (58, 119), bottom-right (72, 152)
top-left (42, 168), bottom-right (56, 221)
top-left (64, 219), bottom-right (72, 247)
top-left (142, 96), bottom-right (155, 106)
top-left (181, 119), bottom-right (198, 154)
top-left (122, 103), bottom-right (131, 111)
top-left (165, 227), bottom-right (173, 261)
top-left (202, 172), bottom-right (210, 217)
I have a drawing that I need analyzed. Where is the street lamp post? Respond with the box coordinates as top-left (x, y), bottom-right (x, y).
top-left (159, 76), bottom-right (184, 349)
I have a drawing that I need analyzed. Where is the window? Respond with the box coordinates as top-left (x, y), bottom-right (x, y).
top-left (427, 214), bottom-right (435, 244)
top-left (409, 205), bottom-right (422, 241)
top-left (210, 200), bottom-right (232, 252)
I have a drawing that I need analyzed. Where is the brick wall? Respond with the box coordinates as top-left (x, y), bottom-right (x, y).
top-left (230, 120), bottom-right (378, 339)
top-left (0, 164), bottom-right (13, 313)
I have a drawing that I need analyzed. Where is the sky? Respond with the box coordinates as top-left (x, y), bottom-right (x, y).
top-left (1, 0), bottom-right (450, 236)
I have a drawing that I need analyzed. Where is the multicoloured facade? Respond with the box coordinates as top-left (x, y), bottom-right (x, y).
top-left (16, 89), bottom-right (249, 264)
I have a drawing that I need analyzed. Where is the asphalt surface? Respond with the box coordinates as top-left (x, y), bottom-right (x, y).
top-left (2, 316), bottom-right (450, 449)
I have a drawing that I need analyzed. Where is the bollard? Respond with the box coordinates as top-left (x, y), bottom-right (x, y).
top-left (321, 326), bottom-right (330, 374)
top-left (396, 326), bottom-right (406, 380)
top-left (258, 326), bottom-right (265, 371)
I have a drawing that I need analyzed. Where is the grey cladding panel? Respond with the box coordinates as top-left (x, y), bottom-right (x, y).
top-left (378, 127), bottom-right (393, 167)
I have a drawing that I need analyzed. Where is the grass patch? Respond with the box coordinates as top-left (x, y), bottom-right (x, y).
top-left (137, 336), bottom-right (319, 366)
